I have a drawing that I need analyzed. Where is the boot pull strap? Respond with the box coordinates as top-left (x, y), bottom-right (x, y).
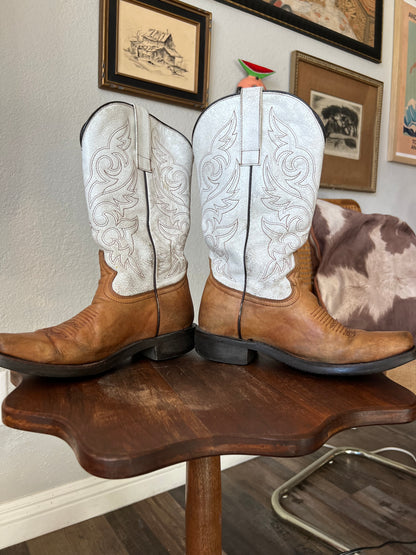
top-left (240, 87), bottom-right (262, 166)
top-left (134, 105), bottom-right (152, 173)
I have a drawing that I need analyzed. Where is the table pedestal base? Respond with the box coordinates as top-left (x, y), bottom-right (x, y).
top-left (186, 456), bottom-right (222, 554)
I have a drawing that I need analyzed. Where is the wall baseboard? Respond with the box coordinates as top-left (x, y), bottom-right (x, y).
top-left (0, 454), bottom-right (254, 549)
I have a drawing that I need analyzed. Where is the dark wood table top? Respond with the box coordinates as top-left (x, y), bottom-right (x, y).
top-left (2, 352), bottom-right (416, 479)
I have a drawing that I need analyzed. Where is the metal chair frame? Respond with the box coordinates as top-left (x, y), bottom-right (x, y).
top-left (271, 446), bottom-right (416, 552)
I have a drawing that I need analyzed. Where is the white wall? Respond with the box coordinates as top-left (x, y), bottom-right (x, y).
top-left (0, 0), bottom-right (415, 536)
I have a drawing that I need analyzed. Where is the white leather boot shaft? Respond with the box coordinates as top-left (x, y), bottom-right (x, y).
top-left (193, 88), bottom-right (325, 300)
top-left (81, 102), bottom-right (192, 296)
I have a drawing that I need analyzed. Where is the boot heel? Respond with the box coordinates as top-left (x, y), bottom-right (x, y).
top-left (195, 328), bottom-right (256, 365)
top-left (142, 326), bottom-right (195, 361)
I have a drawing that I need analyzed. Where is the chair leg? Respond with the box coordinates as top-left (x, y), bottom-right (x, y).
top-left (271, 446), bottom-right (416, 552)
top-left (186, 456), bottom-right (222, 555)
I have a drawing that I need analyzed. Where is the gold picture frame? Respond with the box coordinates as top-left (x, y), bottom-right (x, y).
top-left (291, 51), bottom-right (383, 192)
top-left (388, 0), bottom-right (416, 166)
top-left (99, 0), bottom-right (211, 109)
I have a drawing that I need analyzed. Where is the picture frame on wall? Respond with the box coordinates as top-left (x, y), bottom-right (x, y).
top-left (214, 0), bottom-right (383, 63)
top-left (388, 0), bottom-right (416, 166)
top-left (99, 0), bottom-right (212, 109)
top-left (290, 51), bottom-right (383, 193)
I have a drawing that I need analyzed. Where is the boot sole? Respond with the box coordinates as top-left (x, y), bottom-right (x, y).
top-left (0, 326), bottom-right (195, 378)
top-left (195, 327), bottom-right (416, 376)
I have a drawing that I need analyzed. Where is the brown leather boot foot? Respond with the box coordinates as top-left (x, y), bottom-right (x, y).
top-left (195, 272), bottom-right (415, 376)
top-left (194, 328), bottom-right (415, 376)
top-left (0, 327), bottom-right (195, 378)
top-left (0, 255), bottom-right (194, 378)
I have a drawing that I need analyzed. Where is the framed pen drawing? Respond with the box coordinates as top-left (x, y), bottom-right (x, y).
top-left (99, 0), bottom-right (211, 109)
top-left (290, 51), bottom-right (383, 193)
top-left (214, 0), bottom-right (383, 62)
top-left (388, 0), bottom-right (416, 166)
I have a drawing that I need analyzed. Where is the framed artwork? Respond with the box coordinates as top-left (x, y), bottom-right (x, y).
top-left (388, 0), bottom-right (416, 166)
top-left (99, 0), bottom-right (211, 109)
top-left (214, 0), bottom-right (383, 62)
top-left (291, 51), bottom-right (383, 192)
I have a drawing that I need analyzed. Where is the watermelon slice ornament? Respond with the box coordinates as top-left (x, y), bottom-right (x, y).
top-left (237, 59), bottom-right (275, 90)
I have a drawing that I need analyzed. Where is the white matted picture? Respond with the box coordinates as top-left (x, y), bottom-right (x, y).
top-left (290, 51), bottom-right (383, 192)
top-left (310, 91), bottom-right (362, 161)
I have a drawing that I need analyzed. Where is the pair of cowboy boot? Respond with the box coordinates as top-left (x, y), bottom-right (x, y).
top-left (0, 92), bottom-right (414, 378)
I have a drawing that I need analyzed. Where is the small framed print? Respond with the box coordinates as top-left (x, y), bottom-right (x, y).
top-left (99, 0), bottom-right (212, 109)
top-left (291, 51), bottom-right (383, 192)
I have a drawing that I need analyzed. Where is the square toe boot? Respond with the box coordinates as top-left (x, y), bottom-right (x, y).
top-left (0, 102), bottom-right (194, 377)
top-left (192, 88), bottom-right (415, 376)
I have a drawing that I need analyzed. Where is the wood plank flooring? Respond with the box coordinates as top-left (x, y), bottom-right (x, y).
top-left (1, 421), bottom-right (415, 554)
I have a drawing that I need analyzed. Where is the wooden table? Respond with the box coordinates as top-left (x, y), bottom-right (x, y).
top-left (2, 352), bottom-right (416, 554)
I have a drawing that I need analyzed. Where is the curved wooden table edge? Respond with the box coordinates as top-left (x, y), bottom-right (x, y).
top-left (3, 395), bottom-right (416, 479)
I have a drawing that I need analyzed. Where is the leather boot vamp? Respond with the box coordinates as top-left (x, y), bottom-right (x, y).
top-left (0, 254), bottom-right (193, 366)
top-left (199, 272), bottom-right (414, 364)
top-left (0, 291), bottom-right (158, 365)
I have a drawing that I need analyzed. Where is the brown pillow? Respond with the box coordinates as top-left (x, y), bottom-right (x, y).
top-left (311, 199), bottom-right (416, 341)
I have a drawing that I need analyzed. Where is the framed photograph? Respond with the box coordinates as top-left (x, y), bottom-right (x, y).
top-left (388, 0), bottom-right (416, 166)
top-left (290, 51), bottom-right (383, 192)
top-left (99, 0), bottom-right (211, 109)
top-left (214, 0), bottom-right (383, 62)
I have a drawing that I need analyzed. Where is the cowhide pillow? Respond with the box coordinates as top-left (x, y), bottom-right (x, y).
top-left (311, 199), bottom-right (416, 341)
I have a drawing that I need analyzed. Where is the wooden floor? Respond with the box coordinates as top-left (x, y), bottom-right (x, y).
top-left (1, 421), bottom-right (416, 555)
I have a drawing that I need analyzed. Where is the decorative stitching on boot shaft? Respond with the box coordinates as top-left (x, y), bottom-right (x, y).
top-left (150, 125), bottom-right (191, 283)
top-left (257, 107), bottom-right (317, 282)
top-left (198, 110), bottom-right (241, 284)
top-left (193, 91), bottom-right (325, 301)
top-left (86, 120), bottom-right (144, 280)
top-left (82, 103), bottom-right (192, 297)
